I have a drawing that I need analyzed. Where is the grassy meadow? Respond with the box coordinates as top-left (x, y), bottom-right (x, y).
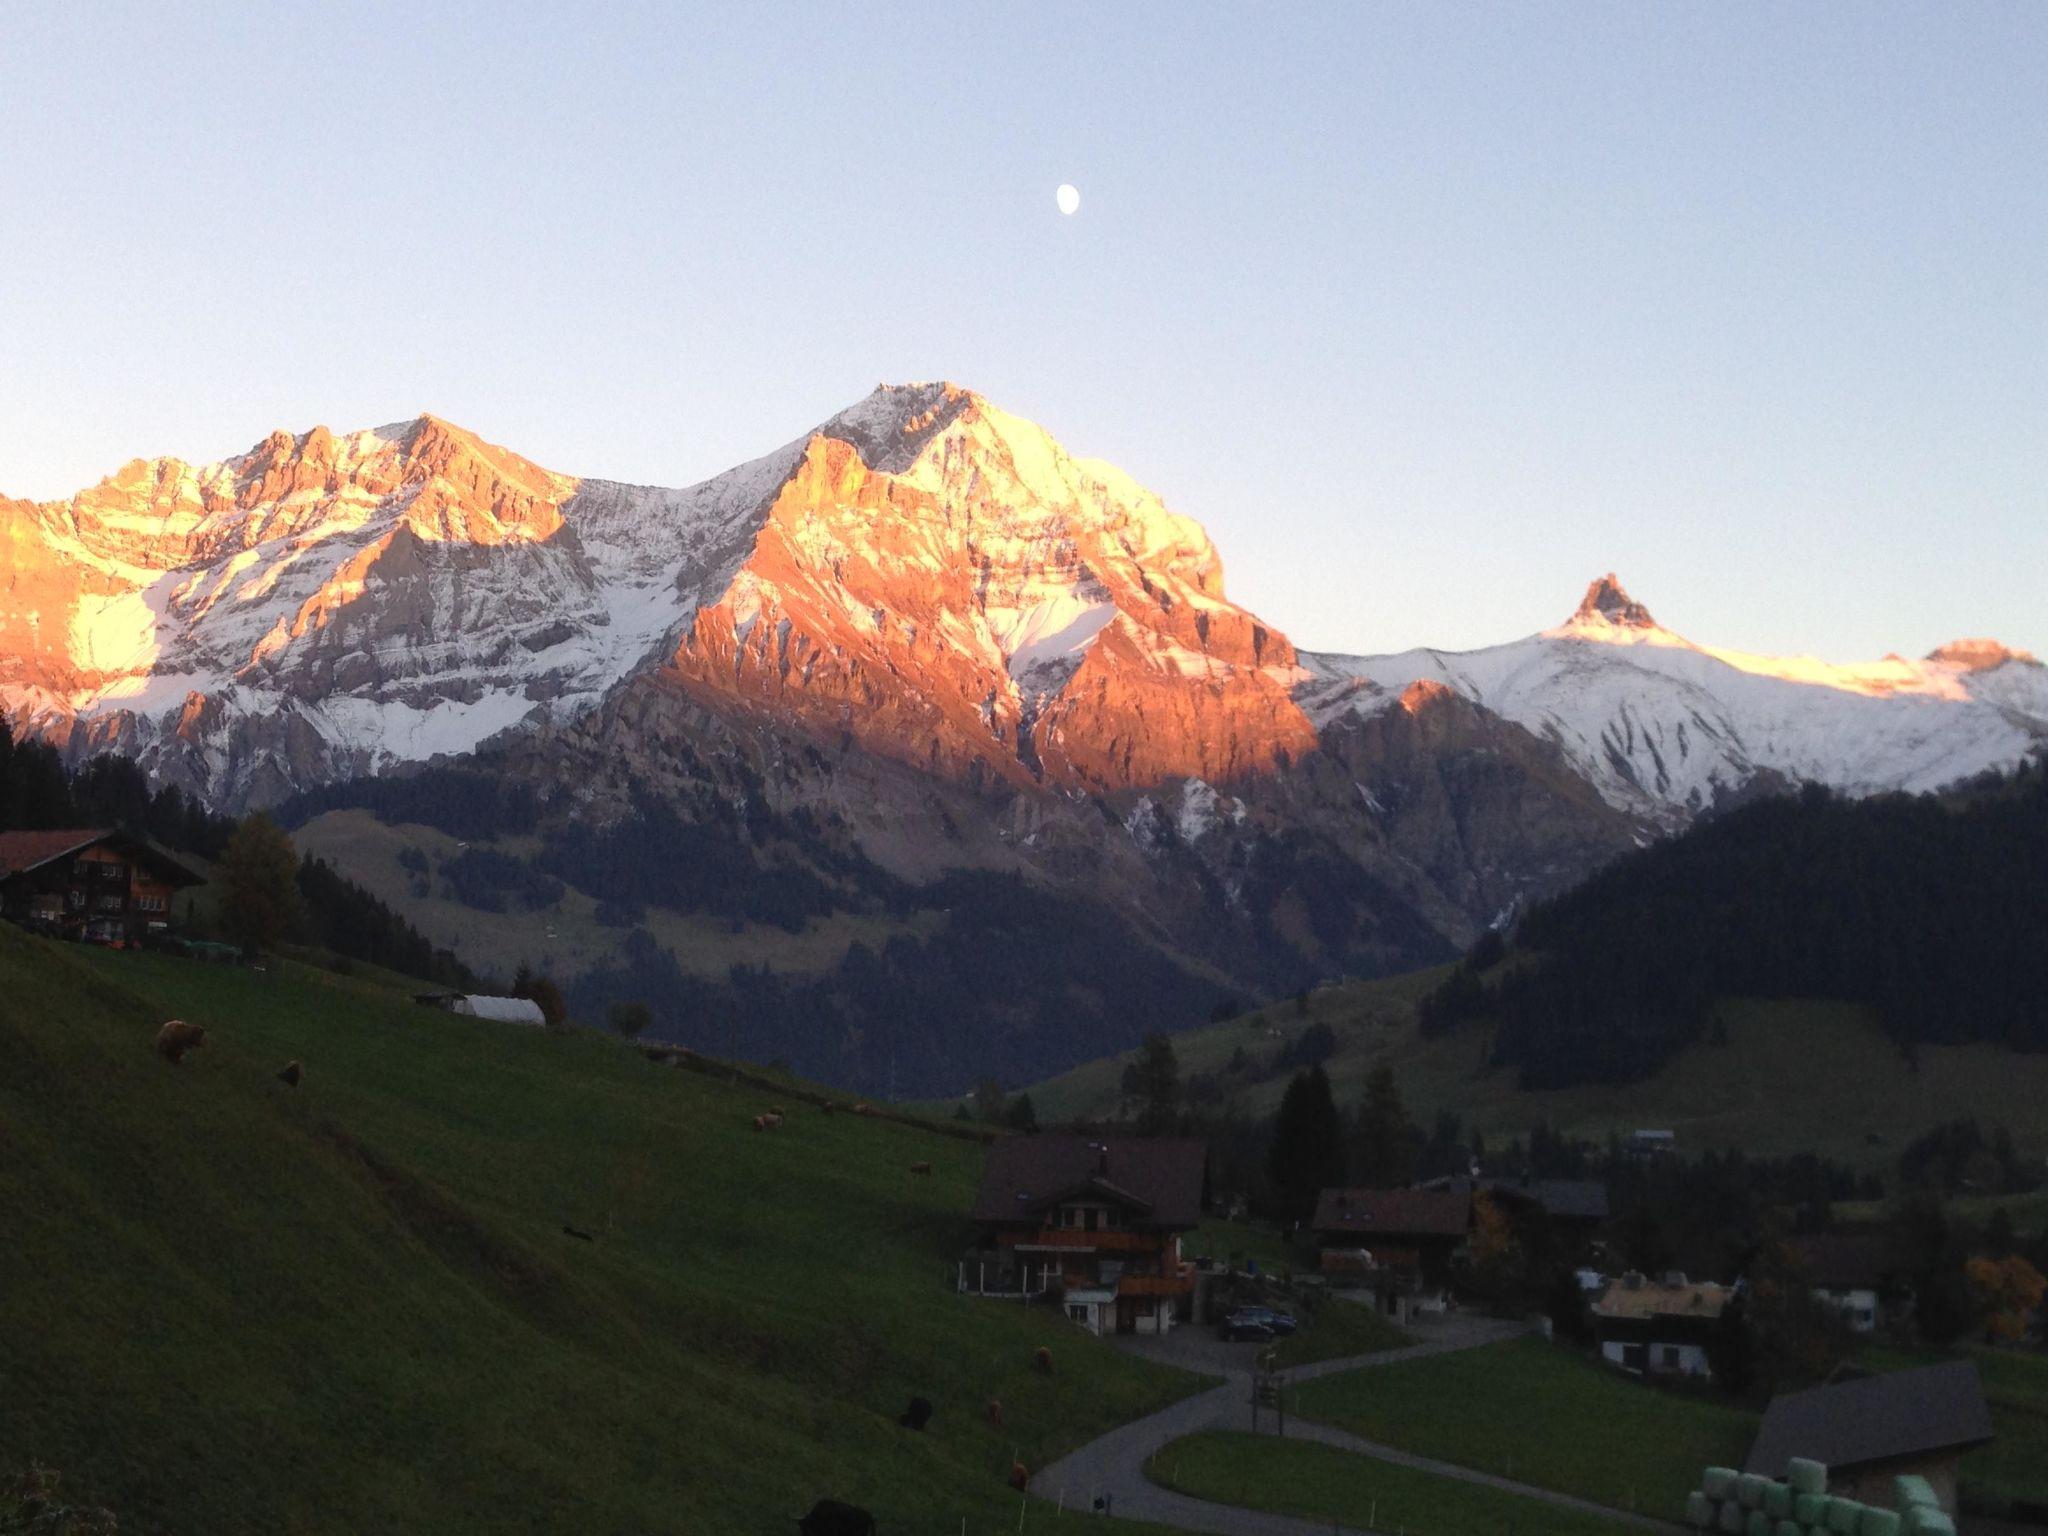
top-left (1025, 977), bottom-right (2048, 1172)
top-left (1144, 1433), bottom-right (1649, 1536)
top-left (0, 925), bottom-right (1199, 1535)
top-left (1290, 1336), bottom-right (1757, 1524)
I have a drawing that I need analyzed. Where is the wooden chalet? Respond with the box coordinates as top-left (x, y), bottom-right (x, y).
top-left (1589, 1270), bottom-right (1733, 1380)
top-left (0, 828), bottom-right (203, 946)
top-left (1312, 1186), bottom-right (1470, 1291)
top-left (962, 1136), bottom-right (1206, 1336)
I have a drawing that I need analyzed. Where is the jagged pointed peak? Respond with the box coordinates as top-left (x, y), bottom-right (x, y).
top-left (1568, 573), bottom-right (1658, 631)
top-left (814, 381), bottom-right (984, 474)
top-left (1926, 638), bottom-right (2041, 672)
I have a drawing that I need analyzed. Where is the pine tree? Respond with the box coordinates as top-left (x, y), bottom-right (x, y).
top-left (1267, 1066), bottom-right (1344, 1221)
top-left (1352, 1063), bottom-right (1415, 1186)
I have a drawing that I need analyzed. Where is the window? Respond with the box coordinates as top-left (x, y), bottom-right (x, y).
top-left (1067, 1304), bottom-right (1089, 1323)
top-left (67, 890), bottom-right (88, 911)
top-left (97, 861), bottom-right (128, 882)
top-left (1658, 1345), bottom-right (1682, 1369)
top-left (136, 895), bottom-right (167, 914)
top-left (95, 894), bottom-right (125, 913)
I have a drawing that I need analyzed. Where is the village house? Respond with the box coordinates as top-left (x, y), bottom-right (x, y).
top-left (1417, 1174), bottom-right (1611, 1258)
top-left (1745, 1361), bottom-right (1993, 1518)
top-left (1311, 1187), bottom-right (1470, 1316)
top-left (1588, 1271), bottom-right (1733, 1380)
top-left (962, 1136), bottom-right (1206, 1336)
top-left (0, 828), bottom-right (203, 947)
top-left (1783, 1231), bottom-right (1903, 1335)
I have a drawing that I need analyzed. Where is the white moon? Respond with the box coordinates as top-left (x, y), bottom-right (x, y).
top-left (1056, 183), bottom-right (1081, 216)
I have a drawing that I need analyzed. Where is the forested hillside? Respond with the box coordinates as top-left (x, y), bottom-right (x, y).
top-left (1425, 765), bottom-right (2048, 1087)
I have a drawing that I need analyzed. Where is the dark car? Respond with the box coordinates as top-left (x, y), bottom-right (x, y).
top-left (1217, 1307), bottom-right (1277, 1341)
top-left (1242, 1306), bottom-right (1298, 1336)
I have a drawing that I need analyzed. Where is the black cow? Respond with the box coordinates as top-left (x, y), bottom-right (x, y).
top-left (897, 1396), bottom-right (933, 1431)
top-left (797, 1499), bottom-right (875, 1536)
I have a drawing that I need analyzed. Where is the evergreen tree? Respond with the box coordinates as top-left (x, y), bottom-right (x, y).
top-left (1267, 1066), bottom-right (1344, 1221)
top-left (1134, 1032), bottom-right (1182, 1136)
top-left (1352, 1062), bottom-right (1416, 1186)
top-left (1003, 1093), bottom-right (1039, 1133)
top-left (607, 1001), bottom-right (654, 1038)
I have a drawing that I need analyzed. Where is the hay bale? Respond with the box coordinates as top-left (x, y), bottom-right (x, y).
top-left (1776, 1522), bottom-right (1803, 1536)
top-left (1858, 1509), bottom-right (1901, 1536)
top-left (1903, 1512), bottom-right (1953, 1536)
top-left (1827, 1498), bottom-right (1865, 1534)
top-left (1766, 1483), bottom-right (1794, 1519)
top-left (1740, 1474), bottom-right (1769, 1509)
top-left (1787, 1459), bottom-right (1828, 1497)
top-left (1688, 1492), bottom-right (1716, 1528)
top-left (1748, 1510), bottom-right (1773, 1536)
top-left (1704, 1469), bottom-right (1741, 1502)
top-left (1891, 1476), bottom-right (1938, 1511)
top-left (1719, 1500), bottom-right (1746, 1534)
top-left (1794, 1494), bottom-right (1828, 1526)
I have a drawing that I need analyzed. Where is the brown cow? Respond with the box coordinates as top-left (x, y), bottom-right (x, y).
top-left (909, 1161), bottom-right (932, 1177)
top-left (276, 1060), bottom-right (303, 1088)
top-left (985, 1397), bottom-right (1004, 1430)
top-left (154, 1021), bottom-right (206, 1064)
top-left (1034, 1345), bottom-right (1052, 1374)
top-left (1008, 1462), bottom-right (1028, 1492)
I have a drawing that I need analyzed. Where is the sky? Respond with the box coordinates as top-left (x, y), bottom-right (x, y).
top-left (2, 2), bottom-right (2044, 660)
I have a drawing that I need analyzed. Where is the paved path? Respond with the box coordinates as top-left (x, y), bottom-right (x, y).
top-left (1030, 1311), bottom-right (1682, 1536)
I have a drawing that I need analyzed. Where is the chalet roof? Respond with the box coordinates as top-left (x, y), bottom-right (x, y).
top-left (969, 1136), bottom-right (1206, 1229)
top-left (1313, 1187), bottom-right (1469, 1238)
top-left (1590, 1275), bottom-right (1733, 1322)
top-left (1423, 1176), bottom-right (1611, 1222)
top-left (1745, 1361), bottom-right (1993, 1477)
top-left (1785, 1231), bottom-right (1899, 1291)
top-left (0, 828), bottom-right (204, 888)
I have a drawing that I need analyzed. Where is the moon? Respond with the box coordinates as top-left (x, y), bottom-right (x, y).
top-left (1056, 183), bottom-right (1081, 217)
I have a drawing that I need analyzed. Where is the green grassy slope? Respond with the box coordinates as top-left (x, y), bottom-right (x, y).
top-left (0, 928), bottom-right (1196, 1535)
top-left (1026, 977), bottom-right (2048, 1170)
top-left (1146, 1433), bottom-right (1649, 1536)
top-left (1291, 1336), bottom-right (1758, 1523)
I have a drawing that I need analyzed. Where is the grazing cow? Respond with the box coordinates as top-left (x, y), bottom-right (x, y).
top-left (1009, 1462), bottom-right (1028, 1492)
top-left (897, 1395), bottom-right (933, 1431)
top-left (753, 1113), bottom-right (784, 1132)
top-left (276, 1060), bottom-right (302, 1088)
top-left (852, 1102), bottom-right (873, 1116)
top-left (796, 1498), bottom-right (875, 1536)
top-left (909, 1161), bottom-right (932, 1177)
top-left (1034, 1346), bottom-right (1052, 1374)
top-left (985, 1397), bottom-right (1003, 1430)
top-left (154, 1021), bottom-right (206, 1064)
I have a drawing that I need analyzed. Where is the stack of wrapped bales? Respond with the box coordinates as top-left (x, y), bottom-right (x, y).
top-left (1690, 1459), bottom-right (1950, 1536)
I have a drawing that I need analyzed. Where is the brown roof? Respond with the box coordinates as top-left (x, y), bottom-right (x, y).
top-left (0, 828), bottom-right (113, 877)
top-left (1590, 1276), bottom-right (1733, 1321)
top-left (1313, 1187), bottom-right (1470, 1239)
top-left (0, 828), bottom-right (204, 887)
top-left (1785, 1231), bottom-right (1899, 1291)
top-left (1745, 1361), bottom-right (1993, 1477)
top-left (969, 1136), bottom-right (1207, 1229)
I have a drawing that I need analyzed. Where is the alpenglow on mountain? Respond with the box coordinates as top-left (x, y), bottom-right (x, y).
top-left (5, 380), bottom-right (2046, 1068)
top-left (6, 382), bottom-right (2041, 820)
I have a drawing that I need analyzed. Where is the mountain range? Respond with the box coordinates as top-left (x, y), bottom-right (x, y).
top-left (5, 383), bottom-right (2044, 1087)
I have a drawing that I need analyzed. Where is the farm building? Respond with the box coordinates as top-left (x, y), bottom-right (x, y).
top-left (1745, 1360), bottom-right (1992, 1517)
top-left (0, 828), bottom-right (203, 946)
top-left (1781, 1231), bottom-right (1905, 1335)
top-left (1588, 1271), bottom-right (1733, 1380)
top-left (962, 1136), bottom-right (1206, 1336)
top-left (1312, 1187), bottom-right (1470, 1315)
top-left (414, 992), bottom-right (547, 1026)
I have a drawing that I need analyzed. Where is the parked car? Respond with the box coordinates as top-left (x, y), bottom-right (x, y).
top-left (1217, 1307), bottom-right (1277, 1342)
top-left (1242, 1306), bottom-right (1298, 1336)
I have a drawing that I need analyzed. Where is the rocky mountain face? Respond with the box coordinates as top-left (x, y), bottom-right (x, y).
top-left (6, 383), bottom-right (2046, 1085)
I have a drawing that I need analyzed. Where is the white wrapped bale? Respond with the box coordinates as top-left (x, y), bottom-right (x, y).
top-left (1787, 1458), bottom-right (1828, 1497)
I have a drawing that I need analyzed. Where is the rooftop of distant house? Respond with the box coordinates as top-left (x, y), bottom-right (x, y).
top-left (969, 1135), bottom-right (1207, 1229)
top-left (0, 827), bottom-right (203, 886)
top-left (1420, 1174), bottom-right (1611, 1223)
top-left (1312, 1187), bottom-right (1470, 1238)
top-left (1745, 1361), bottom-right (1993, 1478)
top-left (1784, 1230), bottom-right (1901, 1291)
top-left (1590, 1272), bottom-right (1734, 1322)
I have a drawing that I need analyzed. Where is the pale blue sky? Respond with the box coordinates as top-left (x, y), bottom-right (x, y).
top-left (3, 2), bottom-right (2043, 659)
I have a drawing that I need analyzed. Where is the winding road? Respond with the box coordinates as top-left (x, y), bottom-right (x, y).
top-left (1029, 1310), bottom-right (1683, 1536)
